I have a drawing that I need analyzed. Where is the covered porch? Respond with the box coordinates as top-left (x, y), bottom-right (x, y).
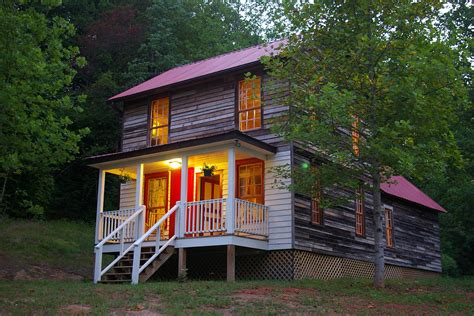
top-left (87, 132), bottom-right (276, 283)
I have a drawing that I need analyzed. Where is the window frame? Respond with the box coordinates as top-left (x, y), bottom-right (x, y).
top-left (235, 158), bottom-right (265, 205)
top-left (311, 189), bottom-right (323, 226)
top-left (148, 95), bottom-right (170, 147)
top-left (236, 76), bottom-right (263, 132)
top-left (384, 205), bottom-right (394, 248)
top-left (355, 184), bottom-right (365, 236)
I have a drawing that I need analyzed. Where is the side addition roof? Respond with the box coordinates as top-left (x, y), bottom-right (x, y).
top-left (381, 176), bottom-right (446, 213)
top-left (109, 39), bottom-right (286, 102)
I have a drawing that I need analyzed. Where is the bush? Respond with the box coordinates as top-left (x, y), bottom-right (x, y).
top-left (442, 254), bottom-right (460, 276)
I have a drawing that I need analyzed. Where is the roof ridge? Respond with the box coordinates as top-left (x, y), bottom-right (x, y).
top-left (162, 38), bottom-right (285, 73)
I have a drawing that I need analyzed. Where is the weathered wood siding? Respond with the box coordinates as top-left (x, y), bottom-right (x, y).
top-left (293, 149), bottom-right (442, 272)
top-left (122, 100), bottom-right (148, 151)
top-left (169, 78), bottom-right (236, 142)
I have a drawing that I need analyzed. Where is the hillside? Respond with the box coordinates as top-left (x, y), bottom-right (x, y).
top-left (0, 218), bottom-right (94, 280)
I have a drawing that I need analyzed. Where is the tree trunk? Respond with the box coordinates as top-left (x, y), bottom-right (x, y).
top-left (372, 171), bottom-right (385, 288)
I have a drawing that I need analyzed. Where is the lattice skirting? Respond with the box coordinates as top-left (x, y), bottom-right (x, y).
top-left (150, 248), bottom-right (439, 281)
top-left (293, 251), bottom-right (439, 280)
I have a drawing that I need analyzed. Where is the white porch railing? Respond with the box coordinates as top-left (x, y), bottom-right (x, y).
top-left (234, 199), bottom-right (269, 237)
top-left (184, 199), bottom-right (228, 235)
top-left (94, 206), bottom-right (145, 283)
top-left (99, 208), bottom-right (137, 242)
top-left (132, 203), bottom-right (179, 284)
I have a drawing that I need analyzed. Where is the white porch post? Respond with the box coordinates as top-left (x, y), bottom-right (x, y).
top-left (135, 163), bottom-right (145, 238)
top-left (178, 154), bottom-right (188, 238)
top-left (94, 169), bottom-right (105, 244)
top-left (227, 146), bottom-right (236, 234)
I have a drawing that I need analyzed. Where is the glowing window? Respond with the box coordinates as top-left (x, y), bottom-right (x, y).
top-left (149, 97), bottom-right (169, 146)
top-left (237, 161), bottom-right (263, 204)
top-left (352, 116), bottom-right (360, 157)
top-left (238, 77), bottom-right (262, 131)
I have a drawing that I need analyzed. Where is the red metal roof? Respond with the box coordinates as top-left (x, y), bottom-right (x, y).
top-left (109, 39), bottom-right (286, 101)
top-left (381, 176), bottom-right (446, 212)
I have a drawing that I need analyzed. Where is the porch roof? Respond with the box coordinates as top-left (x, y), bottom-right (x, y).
top-left (86, 130), bottom-right (277, 166)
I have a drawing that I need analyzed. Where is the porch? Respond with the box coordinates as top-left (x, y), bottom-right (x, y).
top-left (88, 135), bottom-right (276, 284)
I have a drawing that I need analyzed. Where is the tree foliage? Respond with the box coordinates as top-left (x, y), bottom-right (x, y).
top-left (0, 2), bottom-right (87, 217)
top-left (263, 0), bottom-right (468, 285)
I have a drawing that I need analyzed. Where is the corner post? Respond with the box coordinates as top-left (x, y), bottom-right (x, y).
top-left (178, 154), bottom-right (188, 238)
top-left (227, 146), bottom-right (236, 234)
top-left (135, 163), bottom-right (145, 238)
top-left (95, 169), bottom-right (106, 244)
top-left (227, 245), bottom-right (235, 282)
top-left (178, 248), bottom-right (187, 279)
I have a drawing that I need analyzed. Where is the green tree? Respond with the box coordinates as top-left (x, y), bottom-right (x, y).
top-left (264, 0), bottom-right (468, 287)
top-left (420, 0), bottom-right (474, 275)
top-left (125, 0), bottom-right (261, 85)
top-left (0, 2), bottom-right (87, 216)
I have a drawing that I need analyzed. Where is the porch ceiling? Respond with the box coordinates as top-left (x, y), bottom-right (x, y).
top-left (86, 130), bottom-right (277, 169)
top-left (106, 149), bottom-right (253, 178)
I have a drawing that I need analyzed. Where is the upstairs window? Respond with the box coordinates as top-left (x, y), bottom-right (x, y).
top-left (352, 116), bottom-right (360, 157)
top-left (385, 207), bottom-right (394, 248)
top-left (238, 77), bottom-right (262, 131)
top-left (149, 97), bottom-right (169, 146)
top-left (355, 184), bottom-right (365, 236)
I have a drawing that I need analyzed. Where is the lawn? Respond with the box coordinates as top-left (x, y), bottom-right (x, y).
top-left (0, 277), bottom-right (473, 315)
top-left (0, 219), bottom-right (473, 315)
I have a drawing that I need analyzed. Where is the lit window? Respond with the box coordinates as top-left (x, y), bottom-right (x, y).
top-left (352, 116), bottom-right (360, 157)
top-left (355, 184), bottom-right (365, 236)
top-left (237, 161), bottom-right (263, 204)
top-left (149, 97), bottom-right (169, 146)
top-left (238, 77), bottom-right (262, 131)
top-left (385, 207), bottom-right (394, 248)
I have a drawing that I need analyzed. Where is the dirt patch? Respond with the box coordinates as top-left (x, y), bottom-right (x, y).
top-left (0, 251), bottom-right (84, 281)
top-left (232, 286), bottom-right (273, 302)
top-left (110, 294), bottom-right (165, 316)
top-left (60, 304), bottom-right (91, 315)
top-left (336, 296), bottom-right (439, 315)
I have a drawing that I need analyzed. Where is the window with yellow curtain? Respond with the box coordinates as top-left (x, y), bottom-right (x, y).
top-left (238, 77), bottom-right (262, 131)
top-left (237, 161), bottom-right (263, 204)
top-left (149, 97), bottom-right (169, 146)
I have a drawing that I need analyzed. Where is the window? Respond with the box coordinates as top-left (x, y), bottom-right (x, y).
top-left (238, 77), bottom-right (262, 131)
top-left (237, 159), bottom-right (263, 204)
top-left (149, 97), bottom-right (169, 146)
top-left (311, 189), bottom-right (323, 225)
top-left (355, 184), bottom-right (365, 236)
top-left (352, 116), bottom-right (360, 157)
top-left (385, 207), bottom-right (394, 248)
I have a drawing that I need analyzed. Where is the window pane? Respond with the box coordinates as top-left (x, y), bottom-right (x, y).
top-left (150, 97), bottom-right (169, 145)
top-left (239, 77), bottom-right (262, 131)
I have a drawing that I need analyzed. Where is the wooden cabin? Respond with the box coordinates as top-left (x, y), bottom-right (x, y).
top-left (87, 41), bottom-right (445, 284)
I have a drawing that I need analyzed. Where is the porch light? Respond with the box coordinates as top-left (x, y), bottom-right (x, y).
top-left (167, 160), bottom-right (182, 169)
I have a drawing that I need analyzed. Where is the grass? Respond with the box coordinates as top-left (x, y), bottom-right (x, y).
top-left (0, 219), bottom-right (473, 315)
top-left (0, 218), bottom-right (94, 276)
top-left (0, 278), bottom-right (473, 315)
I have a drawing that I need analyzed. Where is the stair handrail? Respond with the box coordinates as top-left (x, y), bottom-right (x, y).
top-left (93, 205), bottom-right (145, 283)
top-left (131, 202), bottom-right (180, 284)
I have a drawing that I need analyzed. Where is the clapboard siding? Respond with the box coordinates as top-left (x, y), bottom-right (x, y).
top-left (292, 149), bottom-right (442, 272)
top-left (119, 181), bottom-right (136, 209)
top-left (265, 150), bottom-right (293, 250)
